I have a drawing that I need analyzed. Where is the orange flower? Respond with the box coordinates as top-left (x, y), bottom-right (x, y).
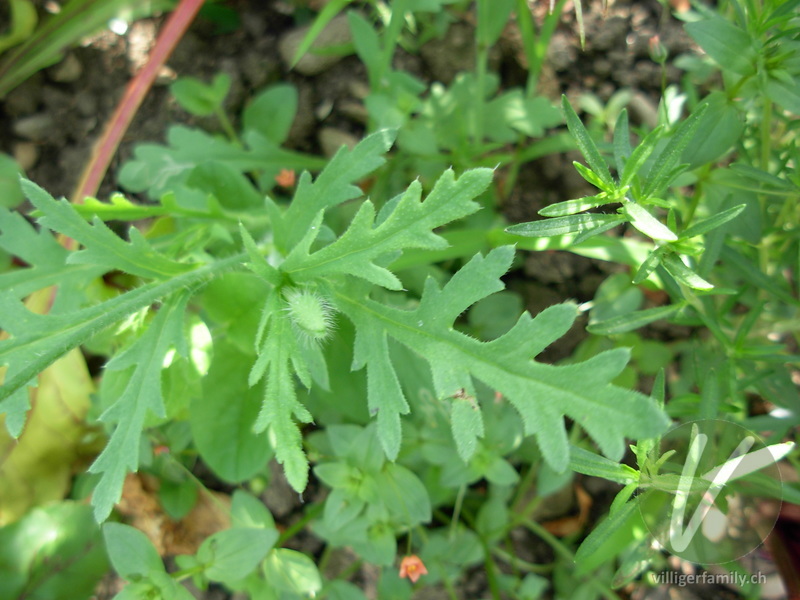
top-left (153, 445), bottom-right (170, 456)
top-left (275, 168), bottom-right (296, 188)
top-left (399, 554), bottom-right (428, 584)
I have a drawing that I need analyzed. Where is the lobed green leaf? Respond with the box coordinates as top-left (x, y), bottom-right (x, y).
top-left (282, 168), bottom-right (491, 290)
top-left (89, 292), bottom-right (192, 521)
top-left (22, 179), bottom-right (190, 279)
top-left (0, 254), bottom-right (242, 436)
top-left (279, 129), bottom-right (397, 252)
top-left (336, 247), bottom-right (670, 472)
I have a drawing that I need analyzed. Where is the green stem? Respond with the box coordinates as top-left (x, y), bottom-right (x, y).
top-left (757, 98), bottom-right (773, 273)
top-left (441, 571), bottom-right (460, 600)
top-left (318, 544), bottom-right (333, 575)
top-left (482, 538), bottom-right (503, 600)
top-left (491, 546), bottom-right (552, 574)
top-left (473, 44), bottom-right (488, 146)
top-left (511, 459), bottom-right (540, 514)
top-left (526, 0), bottom-right (568, 94)
top-left (276, 502), bottom-right (324, 546)
top-left (683, 171), bottom-right (706, 227)
top-left (378, 0), bottom-right (407, 86)
top-left (334, 557), bottom-right (363, 581)
top-left (172, 562), bottom-right (209, 581)
top-left (451, 484), bottom-right (466, 537)
top-left (215, 105), bottom-right (240, 145)
top-left (521, 517), bottom-right (622, 600)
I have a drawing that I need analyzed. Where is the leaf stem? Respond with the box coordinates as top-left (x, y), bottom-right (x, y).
top-left (491, 546), bottom-right (552, 574)
top-left (450, 484), bottom-right (466, 537)
top-left (276, 502), bottom-right (324, 546)
top-left (215, 105), bottom-right (240, 145)
top-left (520, 517), bottom-right (622, 600)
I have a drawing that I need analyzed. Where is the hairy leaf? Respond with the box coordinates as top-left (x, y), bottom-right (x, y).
top-left (624, 202), bottom-right (677, 241)
top-left (278, 129), bottom-right (397, 251)
top-left (89, 292), bottom-right (191, 521)
top-left (538, 196), bottom-right (612, 217)
top-left (22, 179), bottom-right (190, 279)
top-left (662, 254), bottom-right (713, 290)
top-left (0, 208), bottom-right (105, 299)
top-left (587, 303), bottom-right (686, 335)
top-left (336, 247), bottom-right (670, 469)
top-left (0, 255), bottom-right (242, 437)
top-left (642, 105), bottom-right (706, 200)
top-left (282, 168), bottom-right (491, 290)
top-left (680, 204), bottom-right (746, 239)
top-left (249, 292), bottom-right (314, 492)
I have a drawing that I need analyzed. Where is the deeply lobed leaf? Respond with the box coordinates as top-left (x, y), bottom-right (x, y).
top-left (22, 180), bottom-right (191, 279)
top-left (282, 168), bottom-right (492, 290)
top-left (335, 246), bottom-right (670, 469)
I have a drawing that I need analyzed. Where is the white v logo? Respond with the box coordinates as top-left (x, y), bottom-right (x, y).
top-left (668, 432), bottom-right (755, 552)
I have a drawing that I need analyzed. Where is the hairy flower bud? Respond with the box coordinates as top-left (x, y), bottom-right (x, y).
top-left (284, 286), bottom-right (335, 344)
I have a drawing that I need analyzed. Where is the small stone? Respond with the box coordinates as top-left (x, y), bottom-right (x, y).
top-left (3, 77), bottom-right (43, 117)
top-left (347, 79), bottom-right (370, 100)
top-left (241, 51), bottom-right (279, 90)
top-left (594, 58), bottom-right (612, 77)
top-left (13, 142), bottom-right (39, 171)
top-left (590, 16), bottom-right (628, 51)
top-left (318, 127), bottom-right (358, 158)
top-left (13, 113), bottom-right (55, 141)
top-left (48, 53), bottom-right (83, 83)
top-left (74, 90), bottom-right (98, 117)
top-left (154, 65), bottom-right (177, 86)
top-left (279, 13), bottom-right (352, 76)
top-left (338, 99), bottom-right (369, 124)
top-left (315, 99), bottom-right (334, 121)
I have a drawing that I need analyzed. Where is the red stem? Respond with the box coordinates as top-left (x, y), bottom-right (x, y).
top-left (71, 0), bottom-right (205, 207)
